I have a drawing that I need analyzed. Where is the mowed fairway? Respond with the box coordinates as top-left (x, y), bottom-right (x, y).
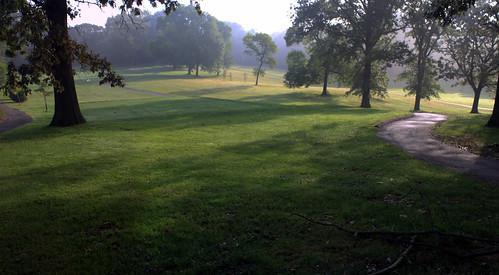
top-left (1, 67), bottom-right (498, 273)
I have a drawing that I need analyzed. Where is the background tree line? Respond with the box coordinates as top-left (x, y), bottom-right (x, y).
top-left (70, 7), bottom-right (232, 76)
top-left (69, 9), bottom-right (300, 73)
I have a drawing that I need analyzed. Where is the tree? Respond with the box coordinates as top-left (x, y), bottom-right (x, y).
top-left (332, 0), bottom-right (406, 108)
top-left (428, 0), bottom-right (476, 24)
top-left (429, 0), bottom-right (499, 127)
top-left (286, 0), bottom-right (351, 97)
top-left (402, 0), bottom-right (444, 111)
top-left (439, 5), bottom-right (498, 114)
top-left (400, 62), bottom-right (442, 106)
top-left (243, 33), bottom-right (277, 86)
top-left (0, 0), bottom-right (200, 127)
top-left (284, 51), bottom-right (309, 88)
top-left (216, 21), bottom-right (233, 76)
top-left (480, 3), bottom-right (499, 127)
top-left (100, 13), bottom-right (155, 67)
top-left (152, 6), bottom-right (228, 77)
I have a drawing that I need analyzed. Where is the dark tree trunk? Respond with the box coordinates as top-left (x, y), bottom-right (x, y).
top-left (471, 89), bottom-right (482, 114)
top-left (321, 67), bottom-right (330, 97)
top-left (188, 65), bottom-right (192, 75)
top-left (414, 94), bottom-right (422, 112)
top-left (255, 62), bottom-right (263, 86)
top-left (414, 53), bottom-right (426, 112)
top-left (46, 0), bottom-right (85, 127)
top-left (360, 59), bottom-right (372, 108)
top-left (486, 74), bottom-right (499, 127)
top-left (195, 64), bottom-right (199, 77)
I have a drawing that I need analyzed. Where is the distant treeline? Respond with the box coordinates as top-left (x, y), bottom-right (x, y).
top-left (69, 7), bottom-right (300, 72)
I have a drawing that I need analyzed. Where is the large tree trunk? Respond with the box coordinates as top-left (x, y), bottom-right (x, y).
top-left (414, 94), bottom-right (422, 112)
top-left (46, 0), bottom-right (85, 127)
top-left (471, 89), bottom-right (482, 114)
top-left (414, 52), bottom-right (426, 112)
top-left (321, 66), bottom-right (330, 97)
top-left (195, 64), bottom-right (199, 77)
top-left (486, 74), bottom-right (499, 127)
top-left (360, 59), bottom-right (372, 108)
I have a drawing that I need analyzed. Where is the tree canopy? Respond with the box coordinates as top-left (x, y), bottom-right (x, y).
top-left (401, 0), bottom-right (444, 111)
top-left (243, 32), bottom-right (277, 86)
top-left (0, 0), bottom-right (200, 126)
top-left (439, 3), bottom-right (498, 114)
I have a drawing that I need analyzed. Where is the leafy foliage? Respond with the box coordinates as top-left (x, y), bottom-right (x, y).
top-left (346, 62), bottom-right (390, 98)
top-left (288, 0), bottom-right (407, 106)
top-left (0, 0), bottom-right (202, 126)
top-left (286, 0), bottom-right (352, 94)
top-left (438, 3), bottom-right (498, 95)
top-left (401, 0), bottom-right (444, 109)
top-left (284, 50), bottom-right (309, 88)
top-left (243, 33), bottom-right (277, 85)
top-left (0, 0), bottom-right (125, 96)
top-left (428, 0), bottom-right (476, 24)
top-left (400, 62), bottom-right (442, 100)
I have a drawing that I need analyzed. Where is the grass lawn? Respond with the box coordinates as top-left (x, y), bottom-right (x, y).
top-left (1, 67), bottom-right (499, 274)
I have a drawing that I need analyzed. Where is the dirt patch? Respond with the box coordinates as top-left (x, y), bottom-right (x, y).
top-left (436, 134), bottom-right (499, 160)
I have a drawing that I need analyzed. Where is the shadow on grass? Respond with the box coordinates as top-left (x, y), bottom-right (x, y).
top-left (75, 69), bottom-right (219, 86)
top-left (122, 73), bottom-right (219, 83)
top-left (2, 121), bottom-right (494, 273)
top-left (124, 85), bottom-right (253, 99)
top-left (0, 93), bottom-right (388, 143)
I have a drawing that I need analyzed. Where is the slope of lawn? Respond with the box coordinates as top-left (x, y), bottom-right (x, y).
top-left (1, 67), bottom-right (498, 274)
top-left (435, 114), bottom-right (499, 159)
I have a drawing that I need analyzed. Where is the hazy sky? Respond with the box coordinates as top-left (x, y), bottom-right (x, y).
top-left (70, 0), bottom-right (295, 34)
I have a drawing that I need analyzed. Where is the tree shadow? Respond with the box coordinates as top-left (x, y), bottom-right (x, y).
top-left (124, 85), bottom-right (253, 99)
top-left (1, 93), bottom-right (388, 143)
top-left (1, 115), bottom-right (498, 273)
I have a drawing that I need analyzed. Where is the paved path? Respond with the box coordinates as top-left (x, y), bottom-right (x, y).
top-left (0, 103), bottom-right (32, 134)
top-left (378, 113), bottom-right (499, 184)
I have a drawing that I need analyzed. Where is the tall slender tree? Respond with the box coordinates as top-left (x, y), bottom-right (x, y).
top-left (402, 0), bottom-right (443, 111)
top-left (243, 33), bottom-right (277, 86)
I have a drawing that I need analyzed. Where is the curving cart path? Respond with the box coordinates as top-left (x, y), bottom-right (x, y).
top-left (0, 103), bottom-right (32, 134)
top-left (378, 113), bottom-right (499, 184)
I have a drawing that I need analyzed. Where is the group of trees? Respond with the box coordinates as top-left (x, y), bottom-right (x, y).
top-left (0, 0), bottom-right (497, 128)
top-left (284, 0), bottom-right (498, 127)
top-left (71, 6), bottom-right (232, 76)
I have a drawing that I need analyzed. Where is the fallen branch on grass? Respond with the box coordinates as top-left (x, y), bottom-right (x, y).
top-left (294, 214), bottom-right (499, 245)
top-left (294, 213), bottom-right (499, 273)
